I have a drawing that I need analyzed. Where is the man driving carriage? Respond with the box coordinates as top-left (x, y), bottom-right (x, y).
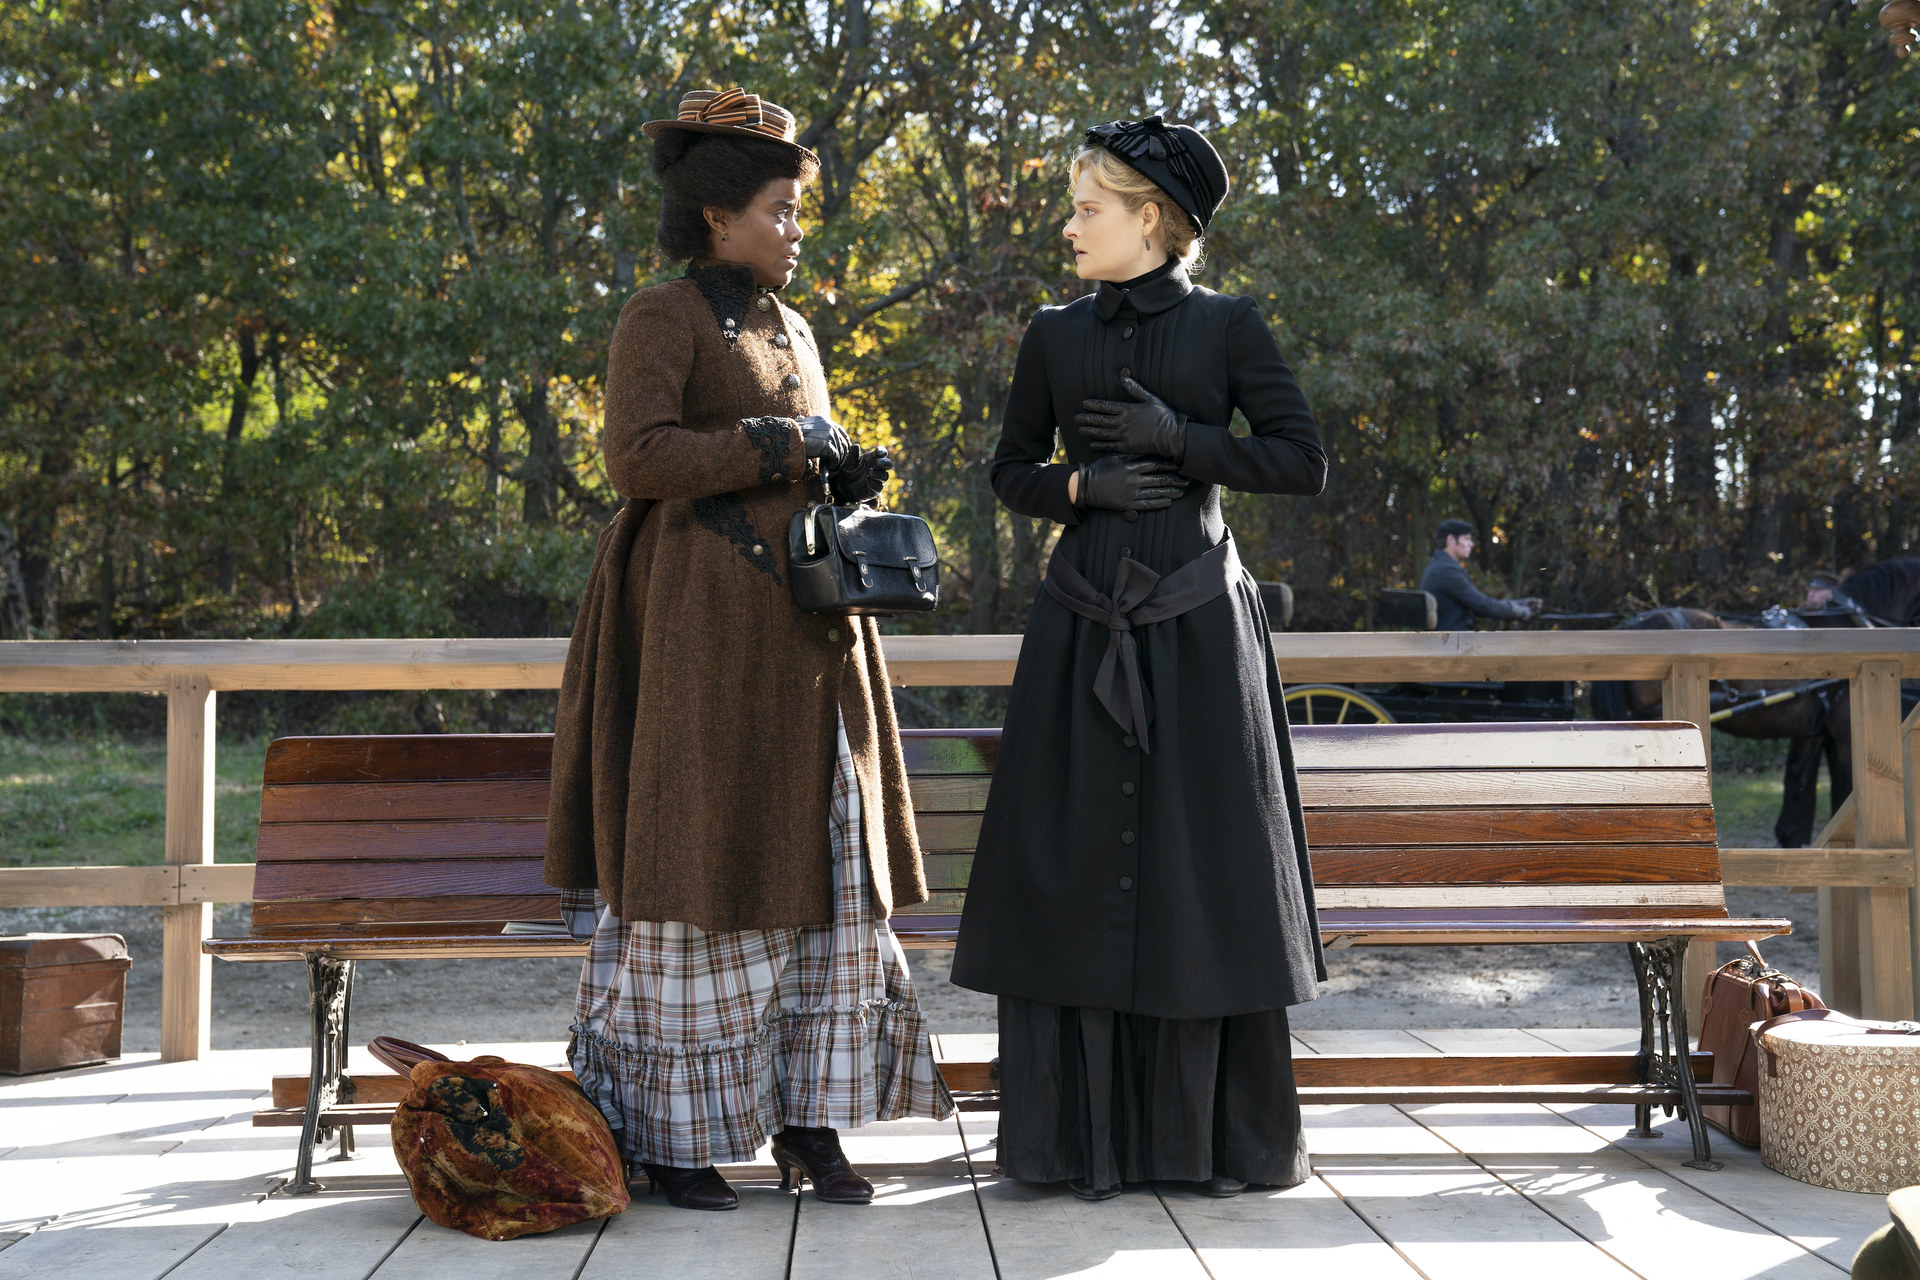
top-left (1420, 519), bottom-right (1543, 631)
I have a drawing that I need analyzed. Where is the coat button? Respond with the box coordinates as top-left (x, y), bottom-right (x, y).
top-left (773, 333), bottom-right (790, 348)
top-left (1122, 326), bottom-right (1135, 339)
top-left (1121, 781), bottom-right (1135, 796)
top-left (751, 543), bottom-right (764, 555)
top-left (1119, 876), bottom-right (1134, 891)
top-left (769, 473), bottom-right (783, 483)
top-left (1124, 510), bottom-right (1138, 522)
top-left (757, 295), bottom-right (773, 311)
top-left (1120, 830), bottom-right (1135, 845)
top-left (783, 373), bottom-right (802, 389)
top-left (826, 627), bottom-right (841, 641)
top-left (1124, 734), bottom-right (1137, 748)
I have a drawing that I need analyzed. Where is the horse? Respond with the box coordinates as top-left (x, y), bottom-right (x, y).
top-left (1813, 557), bottom-right (1920, 628)
top-left (1589, 607), bottom-right (1847, 848)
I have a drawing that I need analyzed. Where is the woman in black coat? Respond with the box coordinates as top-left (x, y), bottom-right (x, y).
top-left (949, 117), bottom-right (1327, 1200)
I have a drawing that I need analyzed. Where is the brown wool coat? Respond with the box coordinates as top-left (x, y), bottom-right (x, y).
top-left (544, 260), bottom-right (927, 931)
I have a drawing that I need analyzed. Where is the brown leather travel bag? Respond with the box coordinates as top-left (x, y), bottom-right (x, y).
top-left (1696, 942), bottom-right (1823, 1146)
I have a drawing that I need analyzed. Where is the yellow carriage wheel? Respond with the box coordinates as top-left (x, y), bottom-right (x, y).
top-left (1282, 684), bottom-right (1395, 725)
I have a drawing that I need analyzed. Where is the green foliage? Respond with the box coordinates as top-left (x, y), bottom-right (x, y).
top-left (0, 730), bottom-right (267, 866)
top-left (1, 0), bottom-right (1915, 641)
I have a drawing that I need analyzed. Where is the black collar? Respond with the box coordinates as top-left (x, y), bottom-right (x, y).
top-left (1093, 265), bottom-right (1194, 321)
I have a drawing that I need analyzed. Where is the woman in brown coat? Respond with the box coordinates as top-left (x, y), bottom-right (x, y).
top-left (543, 88), bottom-right (949, 1212)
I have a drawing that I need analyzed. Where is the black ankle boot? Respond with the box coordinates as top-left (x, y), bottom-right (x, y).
top-left (641, 1162), bottom-right (738, 1211)
top-left (771, 1126), bottom-right (874, 1204)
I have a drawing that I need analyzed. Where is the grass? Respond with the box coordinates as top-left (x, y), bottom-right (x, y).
top-left (0, 726), bottom-right (1841, 869)
top-left (1712, 771), bottom-right (1833, 848)
top-left (0, 734), bottom-right (267, 867)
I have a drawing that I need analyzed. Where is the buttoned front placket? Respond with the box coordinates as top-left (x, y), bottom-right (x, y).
top-left (1115, 535), bottom-right (1143, 907)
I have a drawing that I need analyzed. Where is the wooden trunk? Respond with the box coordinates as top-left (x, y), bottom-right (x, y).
top-left (0, 933), bottom-right (131, 1075)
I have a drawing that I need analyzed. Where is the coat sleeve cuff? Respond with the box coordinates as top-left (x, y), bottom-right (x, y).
top-left (1052, 464), bottom-right (1083, 525)
top-left (742, 416), bottom-right (810, 486)
top-left (1177, 420), bottom-right (1233, 485)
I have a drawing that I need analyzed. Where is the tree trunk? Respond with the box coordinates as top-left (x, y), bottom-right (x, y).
top-left (518, 379), bottom-right (560, 525)
top-left (218, 329), bottom-right (261, 594)
top-left (0, 524), bottom-right (31, 639)
top-left (96, 544), bottom-right (115, 640)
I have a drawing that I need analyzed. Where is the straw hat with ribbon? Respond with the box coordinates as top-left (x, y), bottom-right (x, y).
top-left (643, 87), bottom-right (818, 161)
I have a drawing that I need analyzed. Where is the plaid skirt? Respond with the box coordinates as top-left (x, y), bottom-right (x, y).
top-left (561, 713), bottom-right (951, 1168)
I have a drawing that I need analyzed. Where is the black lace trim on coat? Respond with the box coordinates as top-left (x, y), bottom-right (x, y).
top-left (691, 492), bottom-right (781, 582)
top-left (741, 416), bottom-right (794, 485)
top-left (685, 261), bottom-right (756, 344)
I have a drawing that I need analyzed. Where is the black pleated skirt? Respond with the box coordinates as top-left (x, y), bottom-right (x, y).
top-left (993, 996), bottom-right (1309, 1191)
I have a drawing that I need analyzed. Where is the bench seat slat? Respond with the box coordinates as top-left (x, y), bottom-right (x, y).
top-left (1288, 721), bottom-right (1706, 770)
top-left (252, 858), bottom-right (550, 902)
top-left (252, 894), bottom-right (560, 930)
top-left (265, 735), bottom-right (552, 785)
top-left (207, 936), bottom-right (582, 961)
top-left (262, 781), bottom-right (549, 824)
top-left (1311, 844), bottom-right (1724, 885)
top-left (257, 819), bottom-right (545, 862)
top-left (1296, 768), bottom-right (1713, 808)
top-left (909, 776), bottom-right (994, 812)
top-left (1315, 884), bottom-right (1726, 910)
top-left (1308, 805), bottom-right (1717, 846)
top-left (914, 806), bottom-right (1718, 853)
top-left (907, 771), bottom-right (1717, 813)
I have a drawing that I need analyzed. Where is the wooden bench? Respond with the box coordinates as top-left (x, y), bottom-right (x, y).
top-left (213, 719), bottom-right (1787, 1189)
top-left (204, 735), bottom-right (579, 1193)
top-left (893, 720), bottom-right (1790, 1171)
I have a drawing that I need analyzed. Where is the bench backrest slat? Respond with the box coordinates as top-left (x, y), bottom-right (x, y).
top-left (243, 721), bottom-right (1725, 945)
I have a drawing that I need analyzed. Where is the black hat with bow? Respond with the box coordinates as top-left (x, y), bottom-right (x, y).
top-left (1083, 116), bottom-right (1229, 233)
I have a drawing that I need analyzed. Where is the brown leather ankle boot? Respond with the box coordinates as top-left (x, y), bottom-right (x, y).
top-left (771, 1126), bottom-right (874, 1204)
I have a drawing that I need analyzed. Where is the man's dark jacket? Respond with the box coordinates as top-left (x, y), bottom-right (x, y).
top-left (1420, 549), bottom-right (1522, 631)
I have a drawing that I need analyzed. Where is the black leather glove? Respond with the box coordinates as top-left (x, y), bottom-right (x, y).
top-left (830, 446), bottom-right (893, 505)
top-left (1074, 375), bottom-right (1188, 462)
top-left (1074, 455), bottom-right (1189, 512)
top-left (796, 414), bottom-right (855, 472)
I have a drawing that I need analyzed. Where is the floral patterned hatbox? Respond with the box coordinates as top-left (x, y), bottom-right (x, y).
top-left (1757, 1010), bottom-right (1920, 1194)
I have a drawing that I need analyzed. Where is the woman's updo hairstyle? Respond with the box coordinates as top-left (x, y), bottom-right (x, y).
top-left (1070, 145), bottom-right (1204, 269)
top-left (652, 131), bottom-right (820, 261)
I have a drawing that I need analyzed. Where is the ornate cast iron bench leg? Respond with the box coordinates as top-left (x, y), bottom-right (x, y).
top-left (1628, 935), bottom-right (1720, 1171)
top-left (283, 953), bottom-right (356, 1195)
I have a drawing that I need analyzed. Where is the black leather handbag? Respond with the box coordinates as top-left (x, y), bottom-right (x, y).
top-left (787, 504), bottom-right (939, 615)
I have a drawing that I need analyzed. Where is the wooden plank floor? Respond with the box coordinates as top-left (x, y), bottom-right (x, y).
top-left (0, 1036), bottom-right (1881, 1279)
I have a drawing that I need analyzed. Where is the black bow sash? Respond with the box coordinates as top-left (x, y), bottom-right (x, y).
top-left (1042, 536), bottom-right (1242, 752)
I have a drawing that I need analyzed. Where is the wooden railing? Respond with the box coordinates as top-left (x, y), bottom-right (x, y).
top-left (2, 629), bottom-right (1917, 1060)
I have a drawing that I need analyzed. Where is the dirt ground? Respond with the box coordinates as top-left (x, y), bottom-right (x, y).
top-left (2, 884), bottom-right (1819, 1052)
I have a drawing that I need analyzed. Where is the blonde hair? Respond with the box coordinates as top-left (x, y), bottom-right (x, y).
top-left (1070, 145), bottom-right (1205, 269)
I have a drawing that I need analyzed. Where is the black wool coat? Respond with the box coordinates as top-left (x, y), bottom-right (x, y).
top-left (949, 264), bottom-right (1329, 1020)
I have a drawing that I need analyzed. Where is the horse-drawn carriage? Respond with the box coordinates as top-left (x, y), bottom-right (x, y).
top-left (1264, 557), bottom-right (1920, 847)
top-left (1263, 583), bottom-right (1578, 727)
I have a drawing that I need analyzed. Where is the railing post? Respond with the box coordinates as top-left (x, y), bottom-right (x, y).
top-left (161, 671), bottom-right (215, 1061)
top-left (1902, 705), bottom-right (1920, 1022)
top-left (1662, 659), bottom-right (1715, 1029)
top-left (1849, 659), bottom-right (1913, 1020)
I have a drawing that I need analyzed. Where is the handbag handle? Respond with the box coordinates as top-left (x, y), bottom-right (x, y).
top-left (369, 1035), bottom-right (453, 1076)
